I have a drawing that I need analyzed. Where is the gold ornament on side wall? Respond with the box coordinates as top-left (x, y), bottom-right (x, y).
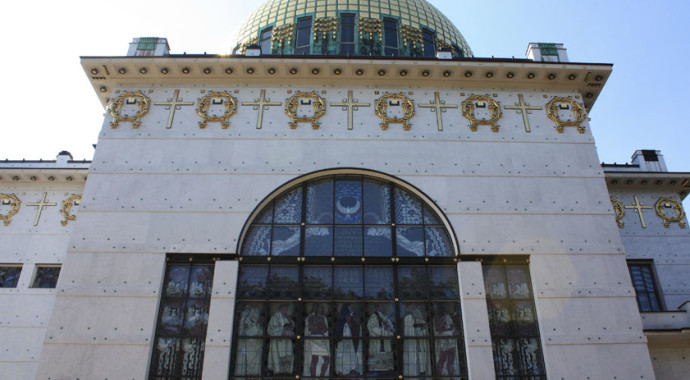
top-left (285, 91), bottom-right (327, 130)
top-left (654, 198), bottom-right (686, 228)
top-left (0, 194), bottom-right (21, 226)
top-left (60, 194), bottom-right (81, 226)
top-left (374, 93), bottom-right (415, 131)
top-left (546, 97), bottom-right (586, 133)
top-left (610, 196), bottom-right (625, 228)
top-left (196, 91), bottom-right (238, 129)
top-left (461, 95), bottom-right (502, 132)
top-left (107, 91), bottom-right (151, 129)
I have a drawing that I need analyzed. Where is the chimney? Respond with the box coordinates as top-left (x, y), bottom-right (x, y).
top-left (526, 42), bottom-right (569, 62)
top-left (127, 37), bottom-right (170, 57)
top-left (631, 150), bottom-right (668, 172)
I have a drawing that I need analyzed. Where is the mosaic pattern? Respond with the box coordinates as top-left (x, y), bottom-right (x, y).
top-left (233, 0), bottom-right (473, 57)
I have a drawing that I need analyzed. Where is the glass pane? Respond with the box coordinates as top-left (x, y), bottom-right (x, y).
top-left (396, 227), bottom-right (424, 256)
top-left (267, 303), bottom-right (297, 374)
top-left (272, 226), bottom-right (301, 255)
top-left (0, 267), bottom-right (21, 288)
top-left (423, 206), bottom-right (441, 225)
top-left (401, 303), bottom-right (430, 337)
top-left (494, 338), bottom-right (518, 376)
top-left (398, 266), bottom-right (428, 299)
top-left (303, 303), bottom-right (332, 377)
top-left (513, 301), bottom-right (538, 336)
top-left (305, 226), bottom-right (333, 256)
top-left (159, 301), bottom-right (185, 335)
top-left (243, 225), bottom-right (271, 256)
top-left (32, 267), bottom-right (61, 288)
top-left (274, 187), bottom-right (302, 224)
top-left (189, 265), bottom-right (213, 298)
top-left (184, 300), bottom-right (210, 336)
top-left (334, 227), bottom-right (362, 256)
top-left (428, 267), bottom-right (459, 299)
top-left (180, 337), bottom-right (205, 376)
top-left (255, 205), bottom-right (273, 224)
top-left (335, 267), bottom-right (363, 299)
top-left (516, 337), bottom-right (544, 375)
top-left (483, 266), bottom-right (507, 299)
top-left (394, 188), bottom-right (422, 224)
top-left (507, 267), bottom-right (531, 299)
top-left (237, 266), bottom-right (267, 299)
top-left (365, 267), bottom-right (393, 299)
top-left (364, 180), bottom-right (391, 224)
top-left (237, 303), bottom-right (265, 337)
top-left (366, 303), bottom-right (396, 373)
top-left (165, 266), bottom-right (189, 297)
top-left (152, 337), bottom-right (180, 375)
top-left (335, 303), bottom-right (364, 376)
top-left (432, 303), bottom-right (462, 337)
top-left (486, 300), bottom-right (511, 336)
top-left (335, 179), bottom-right (362, 224)
top-left (402, 338), bottom-right (432, 376)
top-left (364, 227), bottom-right (392, 256)
top-left (434, 337), bottom-right (461, 376)
top-left (425, 227), bottom-right (452, 257)
top-left (235, 338), bottom-right (263, 376)
top-left (269, 266), bottom-right (299, 299)
top-left (303, 266), bottom-right (333, 299)
top-left (306, 179), bottom-right (334, 224)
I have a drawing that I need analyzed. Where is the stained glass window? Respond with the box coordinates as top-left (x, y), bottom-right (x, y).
top-left (242, 175), bottom-right (453, 259)
top-left (232, 264), bottom-right (467, 379)
top-left (150, 256), bottom-right (215, 380)
top-left (31, 266), bottom-right (60, 288)
top-left (232, 175), bottom-right (466, 379)
top-left (0, 266), bottom-right (21, 288)
top-left (628, 262), bottom-right (662, 312)
top-left (483, 262), bottom-right (546, 379)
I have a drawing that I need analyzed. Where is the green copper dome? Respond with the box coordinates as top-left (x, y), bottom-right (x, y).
top-left (233, 0), bottom-right (473, 58)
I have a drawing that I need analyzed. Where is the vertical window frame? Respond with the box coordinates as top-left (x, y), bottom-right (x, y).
top-left (627, 260), bottom-right (664, 312)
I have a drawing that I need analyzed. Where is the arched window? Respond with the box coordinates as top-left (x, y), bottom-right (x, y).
top-left (232, 174), bottom-right (467, 379)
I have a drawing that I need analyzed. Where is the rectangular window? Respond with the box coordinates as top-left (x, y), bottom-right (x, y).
top-left (149, 256), bottom-right (215, 380)
top-left (422, 29), bottom-right (435, 57)
top-left (538, 42), bottom-right (558, 55)
top-left (383, 19), bottom-right (399, 56)
top-left (628, 261), bottom-right (662, 312)
top-left (0, 265), bottom-right (22, 288)
top-left (31, 265), bottom-right (60, 288)
top-left (483, 261), bottom-right (546, 379)
top-left (295, 17), bottom-right (313, 55)
top-left (260, 28), bottom-right (273, 55)
top-left (340, 14), bottom-right (356, 55)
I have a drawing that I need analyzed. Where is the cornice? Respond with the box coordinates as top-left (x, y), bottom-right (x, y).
top-left (81, 56), bottom-right (612, 111)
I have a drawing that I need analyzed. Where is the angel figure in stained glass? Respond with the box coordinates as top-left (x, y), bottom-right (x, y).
top-left (403, 305), bottom-right (431, 377)
top-left (267, 304), bottom-right (295, 374)
top-left (236, 305), bottom-right (263, 376)
top-left (304, 303), bottom-right (330, 378)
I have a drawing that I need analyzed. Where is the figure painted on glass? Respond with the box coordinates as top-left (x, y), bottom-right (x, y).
top-left (367, 303), bottom-right (395, 373)
top-left (235, 304), bottom-right (264, 376)
top-left (433, 305), bottom-right (459, 376)
top-left (304, 303), bottom-right (330, 377)
top-left (403, 305), bottom-right (431, 377)
top-left (267, 303), bottom-right (295, 374)
top-left (335, 303), bottom-right (363, 376)
top-left (517, 337), bottom-right (541, 375)
top-left (184, 300), bottom-right (209, 336)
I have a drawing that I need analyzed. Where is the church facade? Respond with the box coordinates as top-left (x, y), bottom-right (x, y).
top-left (1, 1), bottom-right (688, 379)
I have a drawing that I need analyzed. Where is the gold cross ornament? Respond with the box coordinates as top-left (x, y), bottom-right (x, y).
top-left (154, 89), bottom-right (195, 129)
top-left (27, 192), bottom-right (57, 226)
top-left (504, 94), bottom-right (542, 132)
top-left (241, 89), bottom-right (282, 129)
top-left (625, 195), bottom-right (653, 228)
top-left (331, 90), bottom-right (370, 130)
top-left (419, 92), bottom-right (458, 131)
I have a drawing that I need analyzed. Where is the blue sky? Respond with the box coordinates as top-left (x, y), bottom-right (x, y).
top-left (1, 0), bottom-right (688, 173)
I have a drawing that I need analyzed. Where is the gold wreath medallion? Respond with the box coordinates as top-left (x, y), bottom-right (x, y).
top-left (0, 194), bottom-right (21, 226)
top-left (196, 91), bottom-right (238, 129)
top-left (107, 91), bottom-right (151, 129)
top-left (461, 95), bottom-right (502, 132)
top-left (374, 93), bottom-right (415, 131)
top-left (285, 91), bottom-right (327, 130)
top-left (60, 194), bottom-right (82, 226)
top-left (546, 97), bottom-right (586, 133)
top-left (654, 197), bottom-right (686, 228)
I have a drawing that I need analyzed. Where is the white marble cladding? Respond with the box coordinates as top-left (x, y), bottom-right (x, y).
top-left (609, 187), bottom-right (690, 310)
top-left (0, 182), bottom-right (84, 379)
top-left (33, 83), bottom-right (657, 379)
